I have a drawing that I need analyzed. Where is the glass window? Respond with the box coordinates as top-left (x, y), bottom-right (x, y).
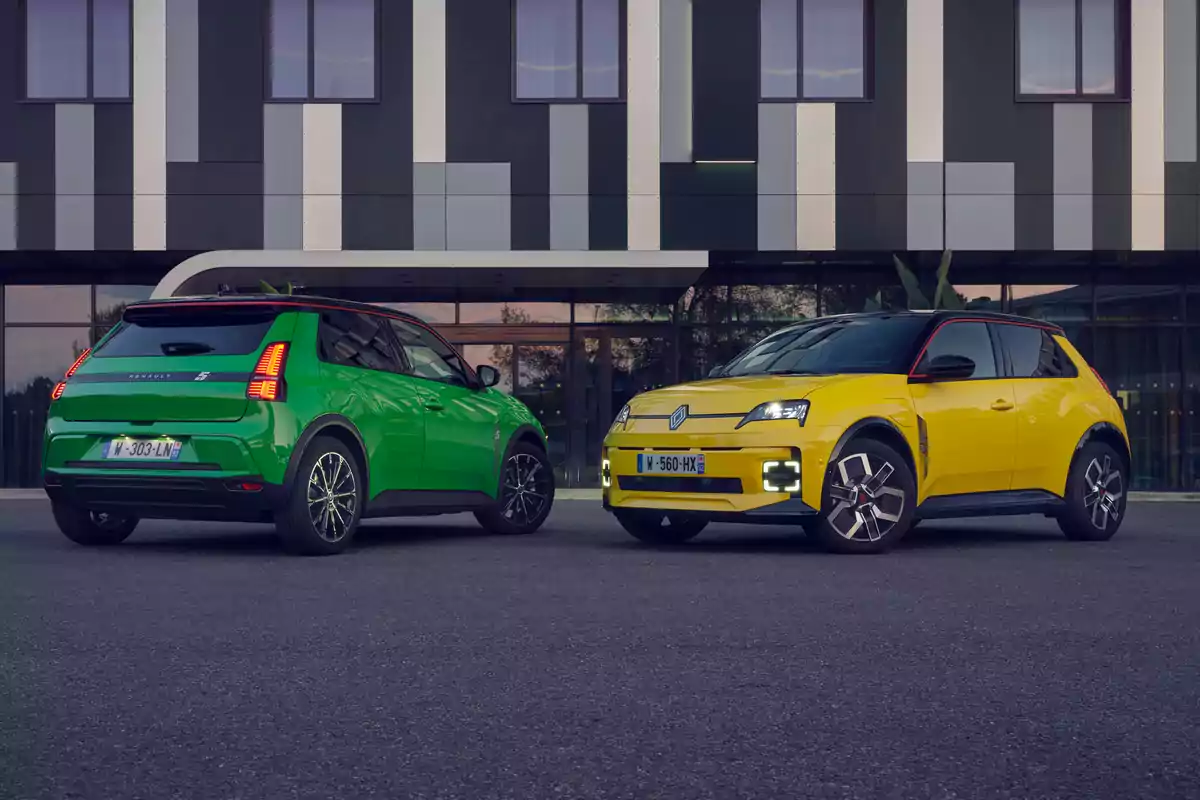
top-left (459, 344), bottom-right (514, 394)
top-left (458, 303), bottom-right (573, 324)
top-left (1093, 285), bottom-right (1182, 323)
top-left (997, 324), bottom-right (1078, 378)
top-left (731, 285), bottom-right (819, 322)
top-left (95, 285), bottom-right (152, 326)
top-left (4, 285), bottom-right (91, 324)
top-left (378, 303), bottom-right (456, 324)
top-left (1006, 284), bottom-right (1092, 331)
top-left (515, 0), bottom-right (622, 101)
top-left (390, 319), bottom-right (471, 386)
top-left (720, 315), bottom-right (929, 377)
top-left (269, 0), bottom-right (376, 101)
top-left (95, 307), bottom-right (278, 358)
top-left (573, 303), bottom-right (673, 323)
top-left (24, 0), bottom-right (131, 100)
top-left (760, 0), bottom-right (868, 101)
top-left (91, 0), bottom-right (130, 99)
top-left (916, 321), bottom-right (998, 379)
top-left (4, 326), bottom-right (91, 395)
top-left (1018, 0), bottom-right (1122, 98)
top-left (318, 310), bottom-right (401, 372)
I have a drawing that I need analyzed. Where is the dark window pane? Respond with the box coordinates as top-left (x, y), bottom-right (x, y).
top-left (270, 0), bottom-right (309, 99)
top-left (820, 281), bottom-right (904, 315)
top-left (1186, 328), bottom-right (1200, 490)
top-left (582, 0), bottom-right (620, 98)
top-left (573, 303), bottom-right (673, 323)
top-left (4, 285), bottom-right (92, 324)
top-left (1019, 0), bottom-right (1076, 95)
top-left (459, 344), bottom-right (513, 394)
top-left (802, 0), bottom-right (865, 99)
top-left (4, 326), bottom-right (91, 394)
top-left (917, 321), bottom-right (998, 378)
top-left (92, 0), bottom-right (131, 99)
top-left (313, 0), bottom-right (375, 99)
top-left (515, 0), bottom-right (578, 99)
top-left (318, 310), bottom-right (399, 371)
top-left (25, 0), bottom-right (88, 99)
top-left (731, 285), bottom-right (819, 322)
top-left (722, 315), bottom-right (929, 377)
top-left (390, 319), bottom-right (469, 385)
top-left (378, 303), bottom-right (456, 324)
top-left (760, 0), bottom-right (798, 99)
top-left (1094, 285), bottom-right (1182, 323)
top-left (1092, 326), bottom-right (1182, 490)
top-left (1081, 0), bottom-right (1116, 94)
top-left (95, 285), bottom-right (153, 326)
top-left (95, 308), bottom-right (277, 357)
top-left (1007, 284), bottom-right (1092, 330)
top-left (998, 324), bottom-right (1077, 378)
top-left (458, 303), bottom-right (572, 324)
top-left (516, 345), bottom-right (568, 477)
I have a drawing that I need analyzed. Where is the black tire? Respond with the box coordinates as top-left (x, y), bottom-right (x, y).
top-left (1057, 441), bottom-right (1127, 542)
top-left (276, 436), bottom-right (364, 556)
top-left (475, 441), bottom-right (555, 535)
top-left (808, 437), bottom-right (916, 554)
top-left (51, 503), bottom-right (138, 547)
top-left (614, 510), bottom-right (708, 545)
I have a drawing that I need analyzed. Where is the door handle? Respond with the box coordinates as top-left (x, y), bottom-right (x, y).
top-left (990, 400), bottom-right (1014, 411)
top-left (425, 401), bottom-right (445, 412)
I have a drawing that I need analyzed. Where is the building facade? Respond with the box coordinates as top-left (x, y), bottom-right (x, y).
top-left (2, 0), bottom-right (1199, 490)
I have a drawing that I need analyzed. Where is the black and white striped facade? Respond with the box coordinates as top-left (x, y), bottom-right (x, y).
top-left (0, 0), bottom-right (1197, 257)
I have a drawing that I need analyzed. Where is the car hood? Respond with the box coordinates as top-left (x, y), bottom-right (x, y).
top-left (626, 374), bottom-right (865, 417)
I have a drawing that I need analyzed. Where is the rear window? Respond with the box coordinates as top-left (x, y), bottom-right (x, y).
top-left (94, 307), bottom-right (277, 358)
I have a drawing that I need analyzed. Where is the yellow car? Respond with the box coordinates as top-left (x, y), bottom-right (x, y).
top-left (601, 311), bottom-right (1130, 554)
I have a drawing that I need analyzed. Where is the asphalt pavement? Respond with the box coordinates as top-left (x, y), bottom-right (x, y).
top-left (1, 498), bottom-right (1198, 800)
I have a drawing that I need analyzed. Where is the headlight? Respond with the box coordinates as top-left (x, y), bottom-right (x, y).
top-left (611, 404), bottom-right (631, 431)
top-left (735, 399), bottom-right (810, 429)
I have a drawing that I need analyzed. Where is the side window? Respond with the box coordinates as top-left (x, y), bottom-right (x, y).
top-left (998, 324), bottom-right (1079, 378)
top-left (389, 319), bottom-right (472, 386)
top-left (24, 0), bottom-right (132, 101)
top-left (916, 322), bottom-right (998, 379)
top-left (513, 0), bottom-right (622, 101)
top-left (317, 310), bottom-right (403, 373)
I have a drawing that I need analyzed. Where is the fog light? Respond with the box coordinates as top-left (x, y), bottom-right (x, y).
top-left (762, 460), bottom-right (801, 493)
top-left (601, 459), bottom-right (612, 488)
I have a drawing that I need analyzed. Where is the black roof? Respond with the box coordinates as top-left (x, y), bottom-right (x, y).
top-left (126, 293), bottom-right (428, 326)
top-left (812, 309), bottom-right (1066, 333)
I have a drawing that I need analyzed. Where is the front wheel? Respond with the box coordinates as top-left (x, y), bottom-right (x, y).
top-left (614, 510), bottom-right (707, 545)
top-left (276, 437), bottom-right (364, 556)
top-left (1057, 442), bottom-right (1127, 542)
top-left (808, 438), bottom-right (916, 554)
top-left (52, 504), bottom-right (138, 546)
top-left (475, 442), bottom-right (555, 535)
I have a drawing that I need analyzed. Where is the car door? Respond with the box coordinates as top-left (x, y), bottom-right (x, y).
top-left (387, 318), bottom-right (502, 495)
top-left (908, 320), bottom-right (1017, 497)
top-left (995, 322), bottom-right (1081, 492)
top-left (316, 310), bottom-right (426, 496)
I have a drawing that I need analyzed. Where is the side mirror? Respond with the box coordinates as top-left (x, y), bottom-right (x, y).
top-left (476, 364), bottom-right (501, 388)
top-left (911, 354), bottom-right (976, 383)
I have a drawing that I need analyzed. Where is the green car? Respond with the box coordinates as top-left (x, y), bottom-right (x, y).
top-left (42, 295), bottom-right (556, 555)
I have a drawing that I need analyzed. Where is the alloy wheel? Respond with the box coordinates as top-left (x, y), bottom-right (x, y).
top-left (501, 452), bottom-right (552, 526)
top-left (1083, 455), bottom-right (1123, 531)
top-left (307, 452), bottom-right (358, 543)
top-left (826, 452), bottom-right (906, 542)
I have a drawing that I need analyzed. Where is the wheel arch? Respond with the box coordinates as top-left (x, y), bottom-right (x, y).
top-left (491, 423), bottom-right (550, 498)
top-left (1067, 422), bottom-right (1132, 488)
top-left (827, 417), bottom-right (919, 485)
top-left (284, 415), bottom-right (371, 500)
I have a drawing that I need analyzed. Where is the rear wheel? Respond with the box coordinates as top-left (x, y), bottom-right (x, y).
top-left (276, 437), bottom-right (363, 556)
top-left (1057, 442), bottom-right (1127, 541)
top-left (808, 438), bottom-right (916, 554)
top-left (52, 504), bottom-right (138, 547)
top-left (475, 442), bottom-right (555, 535)
top-left (615, 510), bottom-right (707, 545)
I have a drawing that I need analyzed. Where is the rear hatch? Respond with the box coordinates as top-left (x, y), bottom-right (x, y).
top-left (58, 304), bottom-right (295, 423)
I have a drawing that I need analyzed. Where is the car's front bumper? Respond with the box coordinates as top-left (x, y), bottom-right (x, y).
top-left (44, 470), bottom-right (289, 523)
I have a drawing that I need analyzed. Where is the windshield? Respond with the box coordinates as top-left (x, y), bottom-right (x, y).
top-left (717, 315), bottom-right (929, 377)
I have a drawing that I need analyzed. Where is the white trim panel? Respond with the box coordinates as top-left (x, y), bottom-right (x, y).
top-left (413, 0), bottom-right (447, 164)
top-left (133, 0), bottom-right (167, 250)
top-left (906, 0), bottom-right (943, 163)
top-left (628, 0), bottom-right (661, 250)
top-left (302, 104), bottom-right (342, 251)
top-left (1131, 0), bottom-right (1166, 250)
top-left (796, 103), bottom-right (836, 251)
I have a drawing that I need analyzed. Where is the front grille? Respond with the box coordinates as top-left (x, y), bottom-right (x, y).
top-left (617, 476), bottom-right (743, 494)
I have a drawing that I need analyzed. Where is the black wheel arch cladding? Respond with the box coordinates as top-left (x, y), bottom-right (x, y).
top-left (285, 415), bottom-right (370, 498)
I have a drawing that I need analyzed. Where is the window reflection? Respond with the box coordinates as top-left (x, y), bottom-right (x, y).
top-left (458, 303), bottom-right (572, 324)
top-left (581, 0), bottom-right (620, 99)
top-left (95, 285), bottom-right (152, 326)
top-left (380, 303), bottom-right (456, 324)
top-left (4, 327), bottom-right (90, 395)
top-left (1006, 284), bottom-right (1091, 324)
top-left (1093, 285), bottom-right (1182, 323)
top-left (269, 0), bottom-right (308, 99)
top-left (515, 0), bottom-right (579, 100)
top-left (25, 0), bottom-right (89, 99)
top-left (802, 0), bottom-right (865, 99)
top-left (459, 344), bottom-right (514, 394)
top-left (313, 0), bottom-right (375, 99)
top-left (1019, 0), bottom-right (1077, 94)
top-left (92, 0), bottom-right (131, 99)
top-left (760, 0), bottom-right (798, 98)
top-left (732, 285), bottom-right (818, 322)
top-left (4, 285), bottom-right (91, 324)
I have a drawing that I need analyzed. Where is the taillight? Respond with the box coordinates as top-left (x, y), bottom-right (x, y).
top-left (51, 348), bottom-right (92, 402)
top-left (247, 342), bottom-right (289, 401)
top-left (1092, 367), bottom-right (1112, 396)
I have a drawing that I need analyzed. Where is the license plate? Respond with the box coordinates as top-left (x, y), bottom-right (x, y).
top-left (103, 438), bottom-right (182, 461)
top-left (636, 453), bottom-right (705, 475)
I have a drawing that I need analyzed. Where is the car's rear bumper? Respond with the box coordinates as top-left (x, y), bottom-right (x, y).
top-left (44, 470), bottom-right (288, 523)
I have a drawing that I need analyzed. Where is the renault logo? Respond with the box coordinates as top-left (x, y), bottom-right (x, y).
top-left (669, 404), bottom-right (689, 431)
